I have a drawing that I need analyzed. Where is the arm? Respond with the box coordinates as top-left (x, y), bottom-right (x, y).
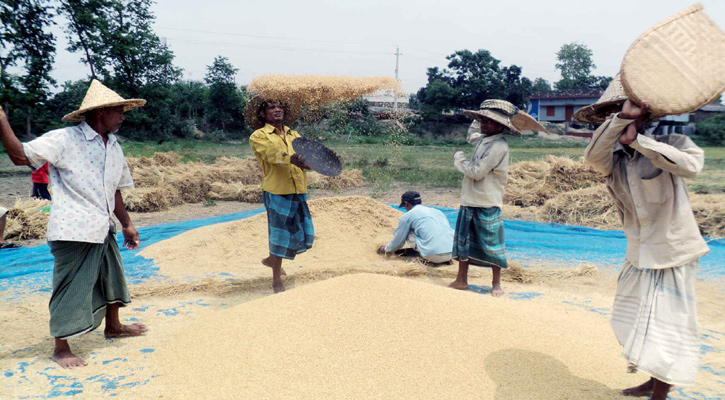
top-left (249, 132), bottom-right (293, 165)
top-left (467, 120), bottom-right (483, 143)
top-left (114, 190), bottom-right (139, 250)
top-left (630, 135), bottom-right (704, 179)
top-left (0, 106), bottom-right (31, 166)
top-left (583, 114), bottom-right (633, 176)
top-left (454, 142), bottom-right (507, 181)
top-left (384, 214), bottom-right (413, 253)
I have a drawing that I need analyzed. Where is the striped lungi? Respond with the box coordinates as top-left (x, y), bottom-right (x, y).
top-left (452, 206), bottom-right (508, 269)
top-left (611, 259), bottom-right (700, 386)
top-left (263, 191), bottom-right (314, 260)
top-left (48, 230), bottom-right (131, 340)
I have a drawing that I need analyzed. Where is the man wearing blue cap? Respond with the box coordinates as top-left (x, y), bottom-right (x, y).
top-left (378, 191), bottom-right (454, 265)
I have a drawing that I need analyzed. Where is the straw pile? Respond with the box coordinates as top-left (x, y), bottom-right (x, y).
top-left (504, 155), bottom-right (605, 207)
top-left (691, 193), bottom-right (725, 238)
top-left (131, 273), bottom-right (639, 399)
top-left (538, 184), bottom-right (621, 230)
top-left (247, 75), bottom-right (403, 107)
top-left (3, 198), bottom-right (50, 240)
top-left (123, 152), bottom-right (364, 211)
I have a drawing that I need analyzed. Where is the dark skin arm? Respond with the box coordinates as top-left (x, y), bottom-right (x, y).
top-left (0, 106), bottom-right (31, 166)
top-left (618, 100), bottom-right (649, 146)
top-left (114, 190), bottom-right (139, 250)
top-left (290, 153), bottom-right (311, 170)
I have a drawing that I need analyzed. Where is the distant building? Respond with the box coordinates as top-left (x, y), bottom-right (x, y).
top-left (363, 91), bottom-right (409, 109)
top-left (691, 100), bottom-right (725, 123)
top-left (526, 88), bottom-right (604, 123)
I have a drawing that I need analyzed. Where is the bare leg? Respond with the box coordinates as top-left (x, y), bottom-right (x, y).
top-left (449, 259), bottom-right (469, 290)
top-left (52, 338), bottom-right (87, 369)
top-left (262, 256), bottom-right (286, 275)
top-left (262, 255), bottom-right (285, 293)
top-left (104, 303), bottom-right (147, 338)
top-left (491, 266), bottom-right (504, 297)
top-left (622, 378), bottom-right (654, 397)
top-left (651, 379), bottom-right (672, 400)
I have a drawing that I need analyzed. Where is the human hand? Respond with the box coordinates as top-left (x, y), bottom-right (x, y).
top-left (377, 245), bottom-right (387, 255)
top-left (454, 150), bottom-right (465, 158)
top-left (619, 99), bottom-right (649, 120)
top-left (291, 154), bottom-right (311, 170)
top-left (122, 224), bottom-right (140, 250)
top-left (618, 123), bottom-right (639, 146)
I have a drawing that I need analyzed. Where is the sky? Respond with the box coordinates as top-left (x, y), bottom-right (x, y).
top-left (47, 0), bottom-right (725, 96)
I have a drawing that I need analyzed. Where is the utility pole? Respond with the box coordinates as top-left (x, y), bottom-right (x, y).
top-left (394, 45), bottom-right (401, 111)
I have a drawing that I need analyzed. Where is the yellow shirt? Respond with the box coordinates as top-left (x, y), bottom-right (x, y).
top-left (249, 123), bottom-right (307, 195)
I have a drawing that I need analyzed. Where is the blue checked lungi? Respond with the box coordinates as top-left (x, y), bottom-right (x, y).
top-left (452, 206), bottom-right (508, 269)
top-left (263, 191), bottom-right (314, 260)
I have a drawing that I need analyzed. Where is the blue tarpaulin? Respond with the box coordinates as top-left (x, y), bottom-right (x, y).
top-left (1, 206), bottom-right (722, 297)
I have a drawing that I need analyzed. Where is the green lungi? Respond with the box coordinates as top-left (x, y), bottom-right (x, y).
top-left (48, 230), bottom-right (131, 339)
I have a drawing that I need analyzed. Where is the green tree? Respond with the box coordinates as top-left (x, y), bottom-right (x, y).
top-left (416, 80), bottom-right (459, 121)
top-left (204, 56), bottom-right (244, 133)
top-left (696, 114), bottom-right (725, 145)
top-left (56, 0), bottom-right (108, 78)
top-left (1, 0), bottom-right (56, 136)
top-left (532, 77), bottom-right (551, 92)
top-left (415, 49), bottom-right (533, 120)
top-left (554, 42), bottom-right (612, 90)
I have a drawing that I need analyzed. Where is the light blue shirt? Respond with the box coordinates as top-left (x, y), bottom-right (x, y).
top-left (385, 205), bottom-right (454, 256)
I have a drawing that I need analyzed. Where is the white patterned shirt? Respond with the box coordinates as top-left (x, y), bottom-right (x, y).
top-left (23, 122), bottom-right (134, 243)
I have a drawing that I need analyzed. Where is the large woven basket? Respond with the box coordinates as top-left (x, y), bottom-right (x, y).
top-left (620, 3), bottom-right (725, 115)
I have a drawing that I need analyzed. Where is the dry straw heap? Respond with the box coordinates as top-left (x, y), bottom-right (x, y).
top-left (2, 198), bottom-right (50, 240)
top-left (123, 152), bottom-right (363, 212)
top-left (247, 75), bottom-right (403, 107)
top-left (503, 155), bottom-right (724, 237)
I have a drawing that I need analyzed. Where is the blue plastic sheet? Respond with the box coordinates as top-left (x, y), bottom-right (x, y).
top-left (1, 205), bottom-right (722, 298)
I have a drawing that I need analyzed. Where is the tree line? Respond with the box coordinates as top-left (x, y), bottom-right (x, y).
top-left (1, 0), bottom-right (612, 142)
top-left (412, 43), bottom-right (612, 120)
top-left (1, 0), bottom-right (247, 141)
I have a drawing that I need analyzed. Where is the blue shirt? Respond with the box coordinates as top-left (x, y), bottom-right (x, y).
top-left (385, 205), bottom-right (454, 256)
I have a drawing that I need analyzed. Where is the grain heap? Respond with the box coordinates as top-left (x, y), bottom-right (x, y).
top-left (3, 198), bottom-right (50, 240)
top-left (123, 152), bottom-right (364, 211)
top-left (130, 273), bottom-right (639, 399)
top-left (139, 196), bottom-right (403, 282)
top-left (247, 75), bottom-right (403, 108)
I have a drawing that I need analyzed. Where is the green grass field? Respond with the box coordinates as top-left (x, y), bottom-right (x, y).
top-left (116, 137), bottom-right (725, 194)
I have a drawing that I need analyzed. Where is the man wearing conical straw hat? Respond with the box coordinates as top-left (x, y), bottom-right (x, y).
top-left (0, 79), bottom-right (148, 369)
top-left (246, 96), bottom-right (314, 293)
top-left (449, 100), bottom-right (545, 297)
top-left (580, 79), bottom-right (709, 398)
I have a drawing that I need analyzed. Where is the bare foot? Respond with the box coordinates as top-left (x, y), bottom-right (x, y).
top-left (262, 257), bottom-right (286, 275)
top-left (104, 323), bottom-right (148, 339)
top-left (52, 348), bottom-right (87, 369)
top-left (448, 280), bottom-right (469, 290)
top-left (491, 283), bottom-right (505, 297)
top-left (273, 281), bottom-right (285, 293)
top-left (622, 378), bottom-right (654, 397)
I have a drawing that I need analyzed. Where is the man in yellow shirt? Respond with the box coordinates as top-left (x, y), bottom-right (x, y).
top-left (247, 97), bottom-right (313, 293)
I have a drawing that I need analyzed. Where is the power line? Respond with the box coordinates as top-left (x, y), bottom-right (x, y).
top-left (167, 37), bottom-right (393, 56)
top-left (156, 26), bottom-right (396, 48)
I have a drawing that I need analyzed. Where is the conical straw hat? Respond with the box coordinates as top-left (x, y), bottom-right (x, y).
top-left (463, 99), bottom-right (547, 135)
top-left (620, 3), bottom-right (725, 115)
top-left (244, 95), bottom-right (301, 130)
top-left (572, 74), bottom-right (628, 124)
top-left (62, 79), bottom-right (146, 122)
